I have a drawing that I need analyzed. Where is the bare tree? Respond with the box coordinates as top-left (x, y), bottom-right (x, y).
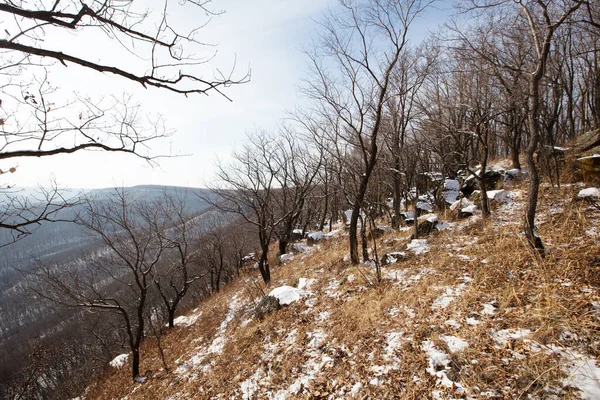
top-left (305, 0), bottom-right (433, 264)
top-left (31, 189), bottom-right (170, 379)
top-left (0, 0), bottom-right (247, 240)
top-left (152, 192), bottom-right (204, 328)
top-left (209, 132), bottom-right (282, 284)
top-left (272, 127), bottom-right (322, 256)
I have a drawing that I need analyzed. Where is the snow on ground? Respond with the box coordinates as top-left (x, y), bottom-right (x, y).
top-left (481, 303), bottom-right (496, 315)
top-left (407, 239), bottom-right (430, 255)
top-left (297, 277), bottom-right (317, 290)
top-left (431, 276), bottom-right (472, 310)
top-left (383, 251), bottom-right (406, 264)
top-left (421, 340), bottom-right (467, 393)
top-left (491, 328), bottom-right (531, 346)
top-left (555, 347), bottom-right (600, 399)
top-left (441, 335), bottom-right (468, 353)
top-left (324, 278), bottom-right (343, 299)
top-left (175, 294), bottom-right (243, 376)
top-left (110, 176), bottom-right (600, 399)
top-left (172, 311), bottom-right (202, 327)
top-left (109, 354), bottom-right (128, 368)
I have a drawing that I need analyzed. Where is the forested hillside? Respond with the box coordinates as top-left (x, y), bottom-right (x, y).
top-left (80, 168), bottom-right (600, 399)
top-left (1, 0), bottom-right (600, 399)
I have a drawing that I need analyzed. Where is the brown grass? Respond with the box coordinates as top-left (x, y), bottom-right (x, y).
top-left (83, 178), bottom-right (600, 399)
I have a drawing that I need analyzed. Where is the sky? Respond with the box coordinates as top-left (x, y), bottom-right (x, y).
top-left (4, 0), bottom-right (451, 190)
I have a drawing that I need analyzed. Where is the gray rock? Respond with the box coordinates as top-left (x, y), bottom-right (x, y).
top-left (255, 295), bottom-right (281, 320)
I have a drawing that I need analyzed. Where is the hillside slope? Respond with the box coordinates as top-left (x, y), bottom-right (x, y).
top-left (83, 181), bottom-right (600, 399)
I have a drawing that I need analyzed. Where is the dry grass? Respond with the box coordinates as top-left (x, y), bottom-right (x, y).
top-left (84, 179), bottom-right (600, 399)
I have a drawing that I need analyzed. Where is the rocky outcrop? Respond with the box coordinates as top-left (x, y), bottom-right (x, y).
top-left (254, 295), bottom-right (281, 320)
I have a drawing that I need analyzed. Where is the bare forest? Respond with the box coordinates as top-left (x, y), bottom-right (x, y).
top-left (1, 0), bottom-right (600, 398)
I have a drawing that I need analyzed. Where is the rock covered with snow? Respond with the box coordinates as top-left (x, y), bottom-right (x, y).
top-left (413, 214), bottom-right (439, 238)
top-left (307, 231), bottom-right (325, 244)
top-left (268, 286), bottom-right (306, 306)
top-left (292, 243), bottom-right (311, 253)
top-left (487, 189), bottom-right (512, 203)
top-left (450, 198), bottom-right (472, 212)
top-left (504, 168), bottom-right (525, 185)
top-left (416, 201), bottom-right (433, 213)
top-left (441, 179), bottom-right (460, 204)
top-left (450, 198), bottom-right (477, 218)
top-left (279, 253), bottom-right (294, 263)
top-left (578, 187), bottom-right (600, 199)
top-left (382, 251), bottom-right (407, 265)
top-left (461, 204), bottom-right (478, 216)
top-left (109, 353), bottom-right (129, 368)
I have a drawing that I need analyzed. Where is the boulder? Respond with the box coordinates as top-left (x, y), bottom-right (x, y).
top-left (578, 187), bottom-right (600, 199)
top-left (577, 187), bottom-right (600, 208)
top-left (279, 253), bottom-right (294, 263)
top-left (574, 155), bottom-right (600, 182)
top-left (307, 231), bottom-right (325, 245)
top-left (438, 179), bottom-right (460, 208)
top-left (462, 169), bottom-right (503, 197)
top-left (369, 225), bottom-right (392, 240)
top-left (382, 251), bottom-right (407, 265)
top-left (399, 211), bottom-right (415, 224)
top-left (411, 214), bottom-right (438, 239)
top-left (571, 129), bottom-right (600, 154)
top-left (504, 169), bottom-right (524, 185)
top-left (487, 189), bottom-right (512, 204)
top-left (268, 286), bottom-right (306, 306)
top-left (291, 229), bottom-right (304, 242)
top-left (292, 243), bottom-right (311, 253)
top-left (460, 205), bottom-right (478, 217)
top-left (255, 295), bottom-right (281, 320)
top-left (450, 199), bottom-right (477, 219)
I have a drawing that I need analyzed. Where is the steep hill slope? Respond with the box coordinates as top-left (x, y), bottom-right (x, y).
top-left (83, 182), bottom-right (600, 399)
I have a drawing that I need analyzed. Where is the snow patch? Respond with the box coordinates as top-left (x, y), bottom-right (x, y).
top-left (491, 328), bottom-right (531, 346)
top-left (481, 303), bottom-right (496, 315)
top-left (172, 312), bottom-right (202, 327)
top-left (441, 335), bottom-right (468, 353)
top-left (297, 278), bottom-right (317, 290)
top-left (407, 239), bottom-right (430, 255)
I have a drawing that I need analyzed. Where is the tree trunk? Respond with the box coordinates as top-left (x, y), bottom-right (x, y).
top-left (349, 201), bottom-right (361, 264)
top-left (168, 308), bottom-right (175, 328)
top-left (258, 245), bottom-right (271, 284)
top-left (524, 74), bottom-right (545, 253)
top-left (278, 239), bottom-right (288, 256)
top-left (131, 348), bottom-right (140, 380)
top-left (360, 215), bottom-right (369, 262)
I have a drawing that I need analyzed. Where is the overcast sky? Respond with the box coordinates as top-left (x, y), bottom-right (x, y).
top-left (10, 0), bottom-right (449, 190)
